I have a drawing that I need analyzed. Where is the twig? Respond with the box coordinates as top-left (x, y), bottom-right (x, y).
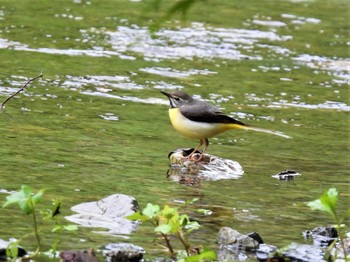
top-left (1, 72), bottom-right (43, 110)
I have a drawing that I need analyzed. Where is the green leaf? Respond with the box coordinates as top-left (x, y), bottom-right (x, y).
top-left (21, 185), bottom-right (32, 196)
top-left (6, 241), bottom-right (19, 259)
top-left (126, 211), bottom-right (151, 222)
top-left (63, 224), bottom-right (78, 231)
top-left (185, 221), bottom-right (201, 233)
top-left (3, 185), bottom-right (36, 214)
top-left (155, 224), bottom-right (172, 234)
top-left (185, 249), bottom-right (217, 262)
top-left (196, 209), bottom-right (212, 215)
top-left (179, 214), bottom-right (189, 226)
top-left (52, 225), bottom-right (64, 233)
top-left (3, 185), bottom-right (31, 207)
top-left (307, 188), bottom-right (338, 216)
top-left (143, 203), bottom-right (160, 218)
top-left (162, 205), bottom-right (176, 219)
top-left (32, 190), bottom-right (44, 205)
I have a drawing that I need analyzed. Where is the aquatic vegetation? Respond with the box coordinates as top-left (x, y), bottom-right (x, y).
top-left (307, 188), bottom-right (350, 261)
top-left (127, 199), bottom-right (216, 261)
top-left (2, 185), bottom-right (77, 260)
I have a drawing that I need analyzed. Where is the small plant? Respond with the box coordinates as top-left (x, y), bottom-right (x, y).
top-left (307, 188), bottom-right (350, 261)
top-left (2, 185), bottom-right (78, 260)
top-left (127, 199), bottom-right (216, 261)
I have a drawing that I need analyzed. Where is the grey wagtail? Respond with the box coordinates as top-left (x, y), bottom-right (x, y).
top-left (161, 91), bottom-right (291, 161)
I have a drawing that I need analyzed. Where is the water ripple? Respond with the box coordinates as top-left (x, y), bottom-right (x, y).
top-left (106, 22), bottom-right (292, 61)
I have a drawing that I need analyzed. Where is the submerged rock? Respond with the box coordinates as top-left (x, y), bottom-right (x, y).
top-left (303, 225), bottom-right (338, 247)
top-left (167, 148), bottom-right (244, 183)
top-left (60, 250), bottom-right (99, 262)
top-left (271, 170), bottom-right (301, 181)
top-left (65, 194), bottom-right (139, 235)
top-left (103, 243), bottom-right (145, 262)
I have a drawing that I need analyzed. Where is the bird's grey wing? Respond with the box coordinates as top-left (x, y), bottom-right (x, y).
top-left (180, 101), bottom-right (246, 125)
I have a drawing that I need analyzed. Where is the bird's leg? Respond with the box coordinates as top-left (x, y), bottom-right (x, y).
top-left (186, 139), bottom-right (204, 160)
top-left (194, 138), bottom-right (209, 162)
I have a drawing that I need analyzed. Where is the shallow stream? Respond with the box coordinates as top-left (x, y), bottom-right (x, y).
top-left (0, 0), bottom-right (349, 261)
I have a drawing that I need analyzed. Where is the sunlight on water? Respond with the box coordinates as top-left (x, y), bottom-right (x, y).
top-left (62, 75), bottom-right (144, 90)
top-left (139, 67), bottom-right (217, 78)
top-left (80, 90), bottom-right (168, 105)
top-left (294, 54), bottom-right (350, 83)
top-left (0, 1), bottom-right (349, 259)
top-left (99, 113), bottom-right (119, 121)
top-left (268, 100), bottom-right (350, 111)
top-left (106, 22), bottom-right (292, 61)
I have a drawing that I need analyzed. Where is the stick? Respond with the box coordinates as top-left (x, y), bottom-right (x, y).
top-left (1, 72), bottom-right (43, 110)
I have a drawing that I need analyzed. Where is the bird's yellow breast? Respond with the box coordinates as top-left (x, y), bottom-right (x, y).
top-left (168, 108), bottom-right (242, 139)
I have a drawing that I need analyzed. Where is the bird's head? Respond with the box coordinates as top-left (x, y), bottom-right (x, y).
top-left (161, 91), bottom-right (193, 108)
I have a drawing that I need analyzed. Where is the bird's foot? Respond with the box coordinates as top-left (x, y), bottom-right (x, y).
top-left (187, 153), bottom-right (204, 162)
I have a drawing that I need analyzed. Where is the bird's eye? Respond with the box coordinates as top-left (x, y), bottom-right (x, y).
top-left (174, 97), bottom-right (180, 101)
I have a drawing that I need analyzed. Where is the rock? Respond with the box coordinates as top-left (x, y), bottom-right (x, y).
top-left (282, 243), bottom-right (325, 262)
top-left (217, 227), bottom-right (259, 261)
top-left (167, 149), bottom-right (244, 182)
top-left (103, 243), bottom-right (145, 262)
top-left (247, 232), bottom-right (264, 244)
top-left (146, 258), bottom-right (174, 262)
top-left (65, 194), bottom-right (139, 235)
top-left (335, 237), bottom-right (350, 259)
top-left (60, 250), bottom-right (99, 262)
top-left (271, 170), bottom-right (301, 181)
top-left (255, 243), bottom-right (278, 261)
top-left (218, 227), bottom-right (259, 250)
top-left (303, 226), bottom-right (338, 247)
top-left (0, 239), bottom-right (27, 261)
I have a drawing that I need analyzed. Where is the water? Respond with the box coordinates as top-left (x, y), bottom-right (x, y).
top-left (0, 0), bottom-right (349, 260)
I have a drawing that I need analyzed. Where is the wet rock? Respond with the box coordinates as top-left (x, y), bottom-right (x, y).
top-left (335, 237), bottom-right (350, 259)
top-left (247, 232), bottom-right (264, 244)
top-left (60, 250), bottom-right (99, 262)
top-left (103, 243), bottom-right (144, 262)
top-left (217, 227), bottom-right (259, 261)
top-left (65, 194), bottom-right (139, 235)
top-left (282, 243), bottom-right (325, 262)
top-left (146, 258), bottom-right (174, 262)
top-left (271, 170), bottom-right (301, 181)
top-left (167, 149), bottom-right (244, 183)
top-left (255, 243), bottom-right (278, 262)
top-left (218, 227), bottom-right (259, 250)
top-left (303, 225), bottom-right (338, 247)
top-left (0, 239), bottom-right (27, 261)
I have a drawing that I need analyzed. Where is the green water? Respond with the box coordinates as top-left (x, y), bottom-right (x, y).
top-left (0, 0), bottom-right (349, 260)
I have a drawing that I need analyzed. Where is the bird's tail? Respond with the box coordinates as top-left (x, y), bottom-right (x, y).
top-left (244, 126), bottom-right (292, 139)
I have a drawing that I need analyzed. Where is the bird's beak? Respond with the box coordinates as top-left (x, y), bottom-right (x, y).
top-left (161, 91), bottom-right (176, 108)
top-left (160, 91), bottom-right (172, 98)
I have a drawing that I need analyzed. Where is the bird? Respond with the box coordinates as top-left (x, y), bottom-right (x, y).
top-left (161, 90), bottom-right (291, 161)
